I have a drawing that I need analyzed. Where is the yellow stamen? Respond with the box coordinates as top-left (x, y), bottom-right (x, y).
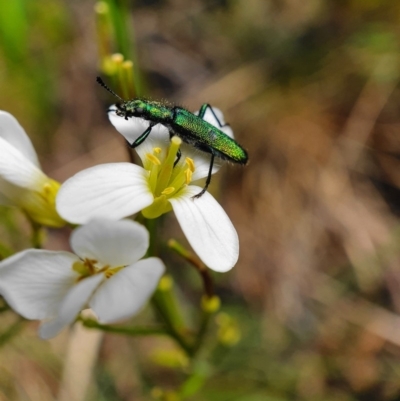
top-left (97, 264), bottom-right (110, 273)
top-left (146, 153), bottom-right (161, 165)
top-left (104, 265), bottom-right (124, 278)
top-left (72, 258), bottom-right (126, 281)
top-left (142, 137), bottom-right (201, 219)
top-left (185, 168), bottom-right (192, 184)
top-left (162, 187), bottom-right (175, 195)
top-left (85, 259), bottom-right (97, 274)
top-left (185, 157), bottom-right (195, 172)
top-left (104, 270), bottom-right (115, 279)
top-left (72, 258), bottom-right (100, 281)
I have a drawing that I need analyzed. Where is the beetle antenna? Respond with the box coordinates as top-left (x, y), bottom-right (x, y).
top-left (96, 77), bottom-right (125, 102)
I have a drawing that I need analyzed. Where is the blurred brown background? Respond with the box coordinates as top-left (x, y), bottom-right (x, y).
top-left (1, 0), bottom-right (400, 400)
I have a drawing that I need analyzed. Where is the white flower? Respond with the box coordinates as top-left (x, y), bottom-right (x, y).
top-left (56, 107), bottom-right (238, 272)
top-left (0, 111), bottom-right (65, 227)
top-left (0, 218), bottom-right (165, 339)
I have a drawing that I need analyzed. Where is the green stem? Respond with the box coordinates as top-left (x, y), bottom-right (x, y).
top-left (135, 217), bottom-right (194, 355)
top-left (26, 216), bottom-right (44, 249)
top-left (157, 276), bottom-right (187, 329)
top-left (191, 296), bottom-right (220, 356)
top-left (168, 239), bottom-right (215, 298)
top-left (192, 311), bottom-right (212, 356)
top-left (178, 360), bottom-right (212, 399)
top-left (106, 0), bottom-right (144, 96)
top-left (152, 292), bottom-right (194, 357)
top-left (80, 318), bottom-right (167, 336)
top-left (143, 217), bottom-right (158, 257)
top-left (107, 0), bottom-right (132, 61)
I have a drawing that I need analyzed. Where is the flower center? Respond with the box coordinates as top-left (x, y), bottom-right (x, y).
top-left (20, 178), bottom-right (66, 227)
top-left (142, 136), bottom-right (195, 219)
top-left (72, 258), bottom-right (123, 280)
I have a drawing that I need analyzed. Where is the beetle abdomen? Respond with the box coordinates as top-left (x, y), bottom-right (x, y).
top-left (171, 108), bottom-right (248, 164)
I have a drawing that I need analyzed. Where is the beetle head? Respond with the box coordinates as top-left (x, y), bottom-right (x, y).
top-left (117, 100), bottom-right (146, 119)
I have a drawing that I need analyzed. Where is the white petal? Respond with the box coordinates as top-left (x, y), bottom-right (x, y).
top-left (195, 106), bottom-right (234, 138)
top-left (89, 258), bottom-right (165, 323)
top-left (0, 250), bottom-right (78, 320)
top-left (70, 219), bottom-right (149, 267)
top-left (0, 111), bottom-right (40, 166)
top-left (108, 107), bottom-right (151, 144)
top-left (56, 163), bottom-right (154, 224)
top-left (0, 136), bottom-right (47, 190)
top-left (169, 186), bottom-right (239, 272)
top-left (133, 124), bottom-right (171, 166)
top-left (39, 273), bottom-right (104, 339)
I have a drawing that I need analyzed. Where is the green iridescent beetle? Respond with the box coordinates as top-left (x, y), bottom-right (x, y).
top-left (97, 77), bottom-right (248, 198)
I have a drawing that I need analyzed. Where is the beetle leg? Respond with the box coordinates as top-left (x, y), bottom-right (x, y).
top-left (174, 149), bottom-right (182, 167)
top-left (127, 124), bottom-right (154, 148)
top-left (192, 152), bottom-right (215, 199)
top-left (198, 103), bottom-right (230, 129)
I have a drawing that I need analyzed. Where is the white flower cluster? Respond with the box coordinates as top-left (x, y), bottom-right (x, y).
top-left (0, 108), bottom-right (239, 338)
